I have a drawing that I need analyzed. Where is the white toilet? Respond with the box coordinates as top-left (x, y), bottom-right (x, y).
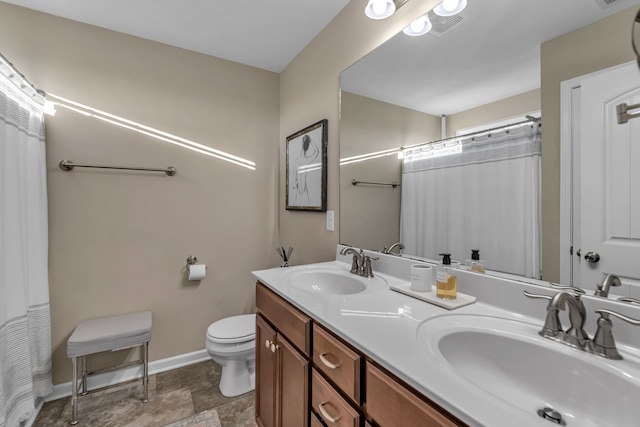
top-left (205, 313), bottom-right (256, 397)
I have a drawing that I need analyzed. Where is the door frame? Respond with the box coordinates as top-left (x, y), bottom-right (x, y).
top-left (559, 60), bottom-right (637, 285)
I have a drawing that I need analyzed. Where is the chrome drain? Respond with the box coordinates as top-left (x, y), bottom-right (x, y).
top-left (537, 407), bottom-right (566, 425)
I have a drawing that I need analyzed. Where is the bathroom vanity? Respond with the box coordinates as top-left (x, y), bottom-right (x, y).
top-left (253, 246), bottom-right (640, 427)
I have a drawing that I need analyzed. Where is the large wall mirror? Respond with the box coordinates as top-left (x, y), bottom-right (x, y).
top-left (339, 0), bottom-right (640, 279)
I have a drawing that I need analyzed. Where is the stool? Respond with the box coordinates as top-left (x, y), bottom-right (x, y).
top-left (67, 311), bottom-right (152, 425)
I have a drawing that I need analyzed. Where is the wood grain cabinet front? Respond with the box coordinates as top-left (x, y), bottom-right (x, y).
top-left (312, 369), bottom-right (360, 427)
top-left (365, 362), bottom-right (462, 427)
top-left (256, 283), bottom-right (311, 427)
top-left (312, 324), bottom-right (361, 404)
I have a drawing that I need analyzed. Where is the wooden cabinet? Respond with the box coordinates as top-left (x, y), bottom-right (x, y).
top-left (256, 315), bottom-right (277, 427)
top-left (256, 283), bottom-right (311, 427)
top-left (366, 363), bottom-right (460, 427)
top-left (255, 281), bottom-right (465, 427)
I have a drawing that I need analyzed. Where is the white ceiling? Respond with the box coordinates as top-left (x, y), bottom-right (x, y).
top-left (0, 0), bottom-right (350, 73)
top-left (342, 0), bottom-right (640, 116)
top-left (3, 0), bottom-right (640, 115)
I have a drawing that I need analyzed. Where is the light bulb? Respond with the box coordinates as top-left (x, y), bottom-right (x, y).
top-left (403, 15), bottom-right (432, 36)
top-left (433, 0), bottom-right (467, 17)
top-left (410, 20), bottom-right (426, 33)
top-left (372, 0), bottom-right (387, 15)
top-left (365, 0), bottom-right (396, 20)
top-left (442, 0), bottom-right (459, 12)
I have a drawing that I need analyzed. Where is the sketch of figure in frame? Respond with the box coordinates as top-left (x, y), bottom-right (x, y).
top-left (286, 120), bottom-right (327, 211)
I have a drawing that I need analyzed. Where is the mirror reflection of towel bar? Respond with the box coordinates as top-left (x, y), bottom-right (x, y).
top-left (352, 179), bottom-right (399, 188)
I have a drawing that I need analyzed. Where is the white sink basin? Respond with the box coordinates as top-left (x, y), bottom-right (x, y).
top-left (417, 314), bottom-right (640, 426)
top-left (281, 266), bottom-right (387, 295)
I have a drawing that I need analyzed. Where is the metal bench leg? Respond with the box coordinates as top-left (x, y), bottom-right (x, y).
top-left (142, 341), bottom-right (149, 403)
top-left (71, 357), bottom-right (78, 425)
top-left (81, 356), bottom-right (88, 395)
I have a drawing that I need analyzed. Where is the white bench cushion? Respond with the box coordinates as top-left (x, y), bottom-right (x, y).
top-left (67, 311), bottom-right (152, 358)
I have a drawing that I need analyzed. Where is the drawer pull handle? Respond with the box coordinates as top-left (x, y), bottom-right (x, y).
top-left (265, 339), bottom-right (271, 349)
top-left (318, 401), bottom-right (341, 423)
top-left (319, 353), bottom-right (342, 369)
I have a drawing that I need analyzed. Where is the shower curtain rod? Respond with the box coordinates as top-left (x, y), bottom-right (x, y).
top-left (403, 117), bottom-right (541, 152)
top-left (0, 52), bottom-right (42, 95)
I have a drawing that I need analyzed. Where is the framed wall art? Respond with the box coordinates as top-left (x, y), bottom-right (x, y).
top-left (286, 119), bottom-right (327, 212)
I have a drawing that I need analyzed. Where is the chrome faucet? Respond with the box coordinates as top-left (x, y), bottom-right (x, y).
top-left (340, 247), bottom-right (363, 274)
top-left (525, 289), bottom-right (640, 359)
top-left (383, 242), bottom-right (404, 255)
top-left (524, 289), bottom-right (588, 349)
top-left (550, 292), bottom-right (589, 349)
top-left (594, 274), bottom-right (622, 297)
top-left (339, 247), bottom-right (379, 277)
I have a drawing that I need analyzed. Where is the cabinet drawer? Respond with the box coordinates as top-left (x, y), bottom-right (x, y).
top-left (256, 282), bottom-right (311, 355)
top-left (366, 363), bottom-right (461, 427)
top-left (312, 369), bottom-right (360, 427)
top-left (311, 411), bottom-right (325, 427)
top-left (313, 324), bottom-right (361, 403)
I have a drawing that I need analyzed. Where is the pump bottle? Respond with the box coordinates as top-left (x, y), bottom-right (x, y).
top-left (466, 249), bottom-right (485, 273)
top-left (436, 253), bottom-right (457, 300)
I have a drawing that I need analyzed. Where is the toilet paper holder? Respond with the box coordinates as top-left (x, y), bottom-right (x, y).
top-left (186, 255), bottom-right (206, 271)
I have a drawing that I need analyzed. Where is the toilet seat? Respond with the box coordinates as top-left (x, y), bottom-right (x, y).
top-left (207, 314), bottom-right (256, 344)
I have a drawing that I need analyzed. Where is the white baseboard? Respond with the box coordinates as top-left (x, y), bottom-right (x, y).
top-left (45, 349), bottom-right (209, 402)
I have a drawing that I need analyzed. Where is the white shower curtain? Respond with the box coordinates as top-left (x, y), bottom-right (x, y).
top-left (401, 124), bottom-right (541, 278)
top-left (0, 64), bottom-right (52, 426)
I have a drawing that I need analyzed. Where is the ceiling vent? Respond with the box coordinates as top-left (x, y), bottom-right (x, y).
top-left (427, 10), bottom-right (464, 38)
top-left (594, 0), bottom-right (621, 9)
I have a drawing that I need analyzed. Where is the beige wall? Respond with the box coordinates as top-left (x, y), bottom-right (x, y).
top-left (279, 0), bottom-right (441, 265)
top-left (0, 3), bottom-right (280, 384)
top-left (447, 89), bottom-right (541, 136)
top-left (541, 6), bottom-right (638, 282)
top-left (340, 92), bottom-right (440, 250)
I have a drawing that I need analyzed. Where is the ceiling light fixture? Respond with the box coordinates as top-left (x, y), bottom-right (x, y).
top-left (365, 0), bottom-right (396, 20)
top-left (403, 14), bottom-right (432, 36)
top-left (433, 0), bottom-right (467, 17)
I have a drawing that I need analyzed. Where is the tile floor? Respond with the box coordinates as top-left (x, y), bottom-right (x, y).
top-left (33, 361), bottom-right (257, 427)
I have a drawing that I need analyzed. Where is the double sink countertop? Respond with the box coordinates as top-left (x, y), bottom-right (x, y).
top-left (252, 245), bottom-right (640, 427)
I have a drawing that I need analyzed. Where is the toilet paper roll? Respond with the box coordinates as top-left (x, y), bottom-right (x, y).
top-left (410, 264), bottom-right (433, 292)
top-left (188, 264), bottom-right (206, 281)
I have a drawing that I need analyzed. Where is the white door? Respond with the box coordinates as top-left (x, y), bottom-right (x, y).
top-left (578, 61), bottom-right (640, 293)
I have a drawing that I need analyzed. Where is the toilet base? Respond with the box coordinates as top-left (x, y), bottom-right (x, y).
top-left (219, 359), bottom-right (255, 397)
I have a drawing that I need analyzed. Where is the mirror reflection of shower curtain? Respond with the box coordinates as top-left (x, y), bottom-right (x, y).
top-left (0, 61), bottom-right (52, 425)
top-left (401, 124), bottom-right (541, 278)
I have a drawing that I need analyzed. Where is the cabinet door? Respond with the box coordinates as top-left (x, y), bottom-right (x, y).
top-left (278, 334), bottom-right (309, 427)
top-left (256, 314), bottom-right (277, 427)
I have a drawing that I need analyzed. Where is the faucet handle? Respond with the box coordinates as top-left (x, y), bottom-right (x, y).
top-left (592, 309), bottom-right (640, 360)
top-left (617, 297), bottom-right (640, 306)
top-left (523, 290), bottom-right (553, 300)
top-left (362, 255), bottom-right (379, 277)
top-left (547, 282), bottom-right (586, 294)
top-left (523, 291), bottom-right (562, 338)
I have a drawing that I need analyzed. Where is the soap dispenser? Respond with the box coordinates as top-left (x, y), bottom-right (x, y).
top-left (467, 249), bottom-right (485, 273)
top-left (436, 253), bottom-right (457, 300)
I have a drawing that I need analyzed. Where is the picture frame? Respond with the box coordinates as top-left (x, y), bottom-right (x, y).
top-left (286, 119), bottom-right (328, 212)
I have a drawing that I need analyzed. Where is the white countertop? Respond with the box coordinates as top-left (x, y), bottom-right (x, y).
top-left (252, 246), bottom-right (640, 427)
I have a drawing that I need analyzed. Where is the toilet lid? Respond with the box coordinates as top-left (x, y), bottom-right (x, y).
top-left (207, 314), bottom-right (256, 343)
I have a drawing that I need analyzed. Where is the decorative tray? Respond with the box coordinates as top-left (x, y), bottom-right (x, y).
top-left (389, 282), bottom-right (477, 310)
